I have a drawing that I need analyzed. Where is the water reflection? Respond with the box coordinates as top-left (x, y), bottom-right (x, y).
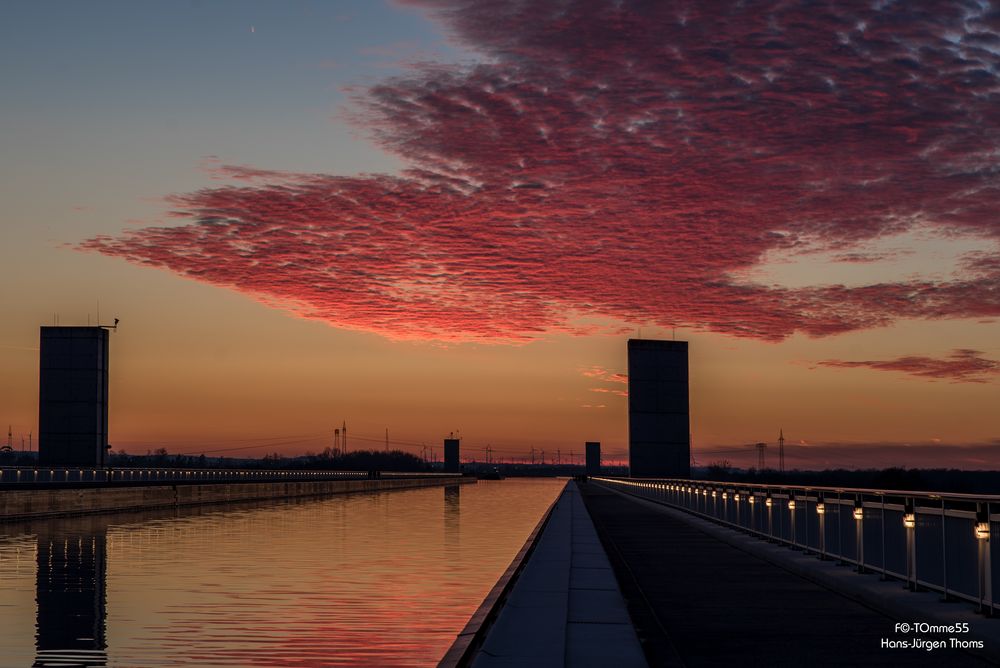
top-left (34, 518), bottom-right (108, 667)
top-left (444, 484), bottom-right (461, 551)
top-left (0, 479), bottom-right (565, 667)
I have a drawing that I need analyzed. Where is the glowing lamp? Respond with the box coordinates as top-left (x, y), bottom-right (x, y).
top-left (853, 507), bottom-right (864, 521)
top-left (748, 496), bottom-right (755, 505)
top-left (765, 497), bottom-right (772, 508)
top-left (722, 492), bottom-right (728, 500)
top-left (975, 522), bottom-right (990, 540)
top-left (788, 500), bottom-right (796, 510)
top-left (816, 503), bottom-right (825, 515)
top-left (903, 513), bottom-right (916, 529)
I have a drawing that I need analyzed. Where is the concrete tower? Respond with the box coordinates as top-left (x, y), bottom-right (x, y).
top-left (443, 437), bottom-right (460, 473)
top-left (585, 441), bottom-right (601, 476)
top-left (627, 338), bottom-right (690, 478)
top-left (38, 326), bottom-right (110, 467)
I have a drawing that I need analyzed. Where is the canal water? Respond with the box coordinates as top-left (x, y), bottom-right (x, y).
top-left (0, 478), bottom-right (565, 667)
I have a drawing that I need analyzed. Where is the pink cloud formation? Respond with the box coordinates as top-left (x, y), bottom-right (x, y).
top-left (580, 366), bottom-right (627, 383)
top-left (817, 349), bottom-right (1000, 383)
top-left (81, 0), bottom-right (1000, 342)
top-left (589, 387), bottom-right (628, 397)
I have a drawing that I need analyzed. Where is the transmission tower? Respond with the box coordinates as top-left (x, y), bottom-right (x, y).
top-left (778, 429), bottom-right (785, 473)
top-left (754, 442), bottom-right (767, 470)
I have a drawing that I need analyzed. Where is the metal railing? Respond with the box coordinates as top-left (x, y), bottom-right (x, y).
top-left (593, 476), bottom-right (997, 614)
top-left (0, 467), bottom-right (461, 487)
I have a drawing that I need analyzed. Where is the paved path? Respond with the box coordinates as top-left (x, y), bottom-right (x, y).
top-left (579, 482), bottom-right (993, 667)
top-left (472, 481), bottom-right (647, 668)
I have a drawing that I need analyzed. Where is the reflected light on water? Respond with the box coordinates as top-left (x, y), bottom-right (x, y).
top-left (0, 479), bottom-right (565, 667)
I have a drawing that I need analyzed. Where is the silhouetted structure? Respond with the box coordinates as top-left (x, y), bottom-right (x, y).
top-left (444, 437), bottom-right (460, 473)
top-left (778, 429), bottom-right (785, 472)
top-left (627, 339), bottom-right (690, 478)
top-left (586, 441), bottom-right (601, 476)
top-left (39, 327), bottom-right (110, 467)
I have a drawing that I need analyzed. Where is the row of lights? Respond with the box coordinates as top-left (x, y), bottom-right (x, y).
top-left (5, 468), bottom-right (371, 482)
top-left (605, 478), bottom-right (991, 541)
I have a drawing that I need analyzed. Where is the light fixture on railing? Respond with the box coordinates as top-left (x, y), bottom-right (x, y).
top-left (734, 493), bottom-right (740, 502)
top-left (788, 499), bottom-right (796, 510)
top-left (975, 522), bottom-right (990, 540)
top-left (903, 513), bottom-right (916, 529)
top-left (816, 502), bottom-right (825, 515)
top-left (722, 492), bottom-right (728, 500)
top-left (765, 497), bottom-right (772, 508)
top-left (748, 495), bottom-right (755, 505)
top-left (702, 489), bottom-right (708, 497)
top-left (711, 490), bottom-right (717, 499)
top-left (853, 506), bottom-right (864, 521)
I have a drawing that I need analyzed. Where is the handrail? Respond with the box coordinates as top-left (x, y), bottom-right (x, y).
top-left (606, 475), bottom-right (1000, 503)
top-left (0, 466), bottom-right (462, 487)
top-left (593, 476), bottom-right (996, 614)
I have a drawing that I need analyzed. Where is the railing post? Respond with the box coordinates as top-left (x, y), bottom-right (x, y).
top-left (854, 496), bottom-right (865, 574)
top-left (766, 495), bottom-right (773, 541)
top-left (976, 502), bottom-right (992, 615)
top-left (817, 496), bottom-right (826, 560)
top-left (788, 495), bottom-right (797, 548)
top-left (904, 499), bottom-right (916, 591)
top-left (880, 495), bottom-right (887, 580)
top-left (940, 500), bottom-right (947, 600)
top-left (838, 492), bottom-right (846, 566)
top-left (803, 493), bottom-right (810, 554)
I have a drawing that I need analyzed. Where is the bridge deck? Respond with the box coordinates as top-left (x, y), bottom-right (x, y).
top-left (579, 483), bottom-right (991, 667)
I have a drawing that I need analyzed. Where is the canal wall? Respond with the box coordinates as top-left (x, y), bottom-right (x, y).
top-left (0, 476), bottom-right (475, 521)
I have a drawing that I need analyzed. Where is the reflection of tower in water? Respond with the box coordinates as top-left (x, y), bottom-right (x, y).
top-left (444, 484), bottom-right (461, 551)
top-left (34, 518), bottom-right (108, 667)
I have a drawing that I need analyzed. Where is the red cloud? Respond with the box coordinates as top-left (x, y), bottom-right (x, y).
top-left (80, 0), bottom-right (1000, 342)
top-left (580, 366), bottom-right (627, 383)
top-left (817, 349), bottom-right (1000, 383)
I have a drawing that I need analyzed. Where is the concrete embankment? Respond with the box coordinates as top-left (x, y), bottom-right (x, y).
top-left (0, 476), bottom-right (474, 521)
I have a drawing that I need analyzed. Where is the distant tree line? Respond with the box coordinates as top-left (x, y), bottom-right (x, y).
top-left (105, 447), bottom-right (429, 472)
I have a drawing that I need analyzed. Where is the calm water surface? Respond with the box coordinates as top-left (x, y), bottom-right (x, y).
top-left (0, 478), bottom-right (565, 667)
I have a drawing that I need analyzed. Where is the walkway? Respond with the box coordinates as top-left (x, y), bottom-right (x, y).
top-left (580, 482), bottom-right (992, 667)
top-left (472, 481), bottom-right (647, 667)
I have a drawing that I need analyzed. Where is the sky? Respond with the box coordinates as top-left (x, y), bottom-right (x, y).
top-left (2, 0), bottom-right (999, 469)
